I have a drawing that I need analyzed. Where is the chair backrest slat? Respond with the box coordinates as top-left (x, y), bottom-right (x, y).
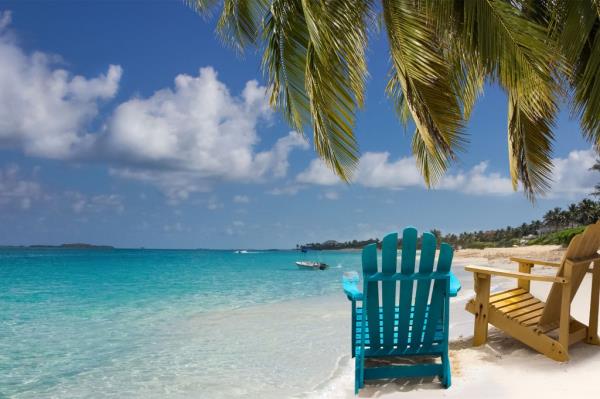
top-left (397, 227), bottom-right (417, 350)
top-left (362, 243), bottom-right (380, 348)
top-left (422, 243), bottom-right (453, 348)
top-left (410, 232), bottom-right (436, 347)
top-left (540, 221), bottom-right (600, 326)
top-left (381, 233), bottom-right (398, 347)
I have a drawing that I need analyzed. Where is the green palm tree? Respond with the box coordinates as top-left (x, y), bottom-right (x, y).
top-left (567, 203), bottom-right (579, 227)
top-left (187, 0), bottom-right (600, 200)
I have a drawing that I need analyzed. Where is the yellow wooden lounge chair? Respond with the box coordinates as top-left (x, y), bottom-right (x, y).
top-left (465, 221), bottom-right (600, 361)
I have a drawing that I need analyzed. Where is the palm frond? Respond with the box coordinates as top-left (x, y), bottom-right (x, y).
top-left (262, 0), bottom-right (311, 132)
top-left (216, 0), bottom-right (269, 51)
top-left (262, 0), bottom-right (373, 181)
top-left (461, 0), bottom-right (559, 197)
top-left (299, 0), bottom-right (373, 179)
top-left (382, 0), bottom-right (466, 179)
top-left (507, 92), bottom-right (554, 200)
top-left (411, 129), bottom-right (449, 187)
top-left (447, 42), bottom-right (485, 119)
top-left (552, 0), bottom-right (600, 150)
top-left (185, 0), bottom-right (222, 18)
top-left (385, 73), bottom-right (411, 129)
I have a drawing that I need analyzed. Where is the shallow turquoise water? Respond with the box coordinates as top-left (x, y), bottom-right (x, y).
top-left (0, 248), bottom-right (361, 398)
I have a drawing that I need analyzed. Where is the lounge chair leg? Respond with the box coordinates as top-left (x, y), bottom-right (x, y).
top-left (588, 261), bottom-right (600, 345)
top-left (354, 352), bottom-right (365, 394)
top-left (473, 273), bottom-right (490, 346)
top-left (354, 355), bottom-right (360, 394)
top-left (351, 303), bottom-right (356, 358)
top-left (441, 351), bottom-right (451, 388)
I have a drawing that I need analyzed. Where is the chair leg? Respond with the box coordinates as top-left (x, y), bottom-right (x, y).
top-left (441, 351), bottom-right (451, 388)
top-left (588, 261), bottom-right (600, 345)
top-left (354, 361), bottom-right (360, 394)
top-left (351, 303), bottom-right (356, 358)
top-left (355, 352), bottom-right (364, 394)
top-left (473, 273), bottom-right (491, 346)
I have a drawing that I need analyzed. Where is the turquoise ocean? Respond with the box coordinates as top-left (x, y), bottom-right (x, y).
top-left (0, 248), bottom-right (366, 398)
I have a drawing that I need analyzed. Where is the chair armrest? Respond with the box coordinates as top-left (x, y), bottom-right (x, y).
top-left (449, 272), bottom-right (461, 297)
top-left (510, 257), bottom-right (561, 267)
top-left (342, 272), bottom-right (363, 301)
top-left (465, 265), bottom-right (567, 283)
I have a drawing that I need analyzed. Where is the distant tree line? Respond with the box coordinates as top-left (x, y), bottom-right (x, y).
top-left (298, 239), bottom-right (379, 251)
top-left (299, 198), bottom-right (600, 250)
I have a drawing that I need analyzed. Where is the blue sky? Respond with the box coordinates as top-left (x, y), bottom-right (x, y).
top-left (0, 1), bottom-right (596, 249)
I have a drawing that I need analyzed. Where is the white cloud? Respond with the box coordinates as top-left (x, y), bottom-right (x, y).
top-left (207, 195), bottom-right (223, 211)
top-left (296, 148), bottom-right (597, 197)
top-left (163, 222), bottom-right (189, 233)
top-left (550, 149), bottom-right (596, 197)
top-left (233, 195), bottom-right (250, 203)
top-left (0, 12), bottom-right (121, 158)
top-left (0, 10), bottom-right (11, 30)
top-left (0, 14), bottom-right (308, 202)
top-left (297, 152), bottom-right (421, 189)
top-left (438, 161), bottom-right (514, 195)
top-left (0, 164), bottom-right (41, 209)
top-left (296, 159), bottom-right (340, 185)
top-left (66, 191), bottom-right (125, 214)
top-left (322, 190), bottom-right (339, 200)
top-left (355, 152), bottom-right (422, 189)
top-left (104, 67), bottom-right (308, 199)
top-left (267, 184), bottom-right (305, 196)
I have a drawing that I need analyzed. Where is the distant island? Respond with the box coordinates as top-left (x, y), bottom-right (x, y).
top-left (299, 198), bottom-right (600, 250)
top-left (1, 243), bottom-right (115, 250)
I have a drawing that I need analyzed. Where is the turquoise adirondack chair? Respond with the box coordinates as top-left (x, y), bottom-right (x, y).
top-left (343, 227), bottom-right (461, 393)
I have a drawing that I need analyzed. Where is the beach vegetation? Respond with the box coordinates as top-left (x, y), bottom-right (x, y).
top-left (302, 198), bottom-right (600, 249)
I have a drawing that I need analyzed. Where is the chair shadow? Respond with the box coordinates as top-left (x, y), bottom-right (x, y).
top-left (449, 327), bottom-right (600, 364)
top-left (358, 356), bottom-right (446, 397)
top-left (358, 329), bottom-right (600, 397)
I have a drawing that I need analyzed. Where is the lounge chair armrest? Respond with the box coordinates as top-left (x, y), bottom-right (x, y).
top-left (510, 257), bottom-right (561, 267)
top-left (465, 265), bottom-right (568, 283)
top-left (342, 272), bottom-right (363, 301)
top-left (449, 272), bottom-right (461, 297)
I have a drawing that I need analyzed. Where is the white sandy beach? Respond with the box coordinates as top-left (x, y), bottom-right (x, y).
top-left (300, 245), bottom-right (600, 399)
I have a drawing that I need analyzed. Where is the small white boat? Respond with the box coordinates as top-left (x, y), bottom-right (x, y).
top-left (295, 261), bottom-right (328, 270)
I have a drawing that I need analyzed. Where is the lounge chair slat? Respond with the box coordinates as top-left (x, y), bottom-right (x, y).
top-left (363, 244), bottom-right (380, 349)
top-left (492, 293), bottom-right (534, 309)
top-left (411, 232), bottom-right (436, 347)
top-left (489, 288), bottom-right (527, 304)
top-left (423, 243), bottom-right (453, 350)
top-left (397, 227), bottom-right (417, 350)
top-left (495, 298), bottom-right (541, 314)
top-left (509, 304), bottom-right (545, 321)
top-left (522, 315), bottom-right (542, 327)
top-left (381, 233), bottom-right (398, 347)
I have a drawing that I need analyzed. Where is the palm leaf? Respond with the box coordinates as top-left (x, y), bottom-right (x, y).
top-left (382, 0), bottom-right (466, 181)
top-left (262, 0), bottom-right (374, 180)
top-left (461, 0), bottom-right (559, 198)
top-left (185, 0), bottom-right (222, 18)
top-left (552, 1), bottom-right (600, 150)
top-left (216, 0), bottom-right (269, 51)
top-left (411, 129), bottom-right (450, 187)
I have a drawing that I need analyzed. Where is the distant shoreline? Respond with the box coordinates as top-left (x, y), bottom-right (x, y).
top-left (0, 243), bottom-right (115, 250)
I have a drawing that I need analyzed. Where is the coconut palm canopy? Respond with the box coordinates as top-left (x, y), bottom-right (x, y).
top-left (188, 0), bottom-right (600, 200)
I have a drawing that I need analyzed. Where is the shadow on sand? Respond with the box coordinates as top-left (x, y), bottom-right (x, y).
top-left (357, 327), bottom-right (600, 397)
